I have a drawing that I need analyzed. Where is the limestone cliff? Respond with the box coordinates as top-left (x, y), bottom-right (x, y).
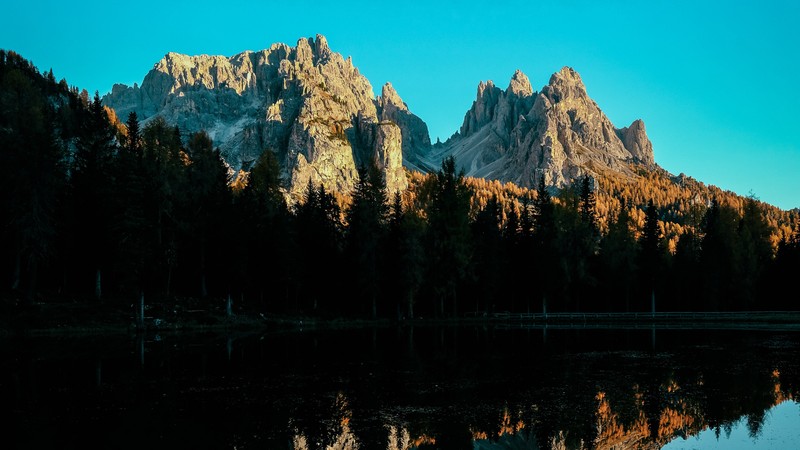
top-left (103, 35), bottom-right (416, 203)
top-left (425, 66), bottom-right (656, 189)
top-left (105, 38), bottom-right (657, 198)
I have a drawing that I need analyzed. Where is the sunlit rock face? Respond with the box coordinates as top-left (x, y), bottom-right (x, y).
top-left (376, 82), bottom-right (432, 173)
top-left (105, 38), bottom-right (655, 198)
top-left (425, 66), bottom-right (656, 189)
top-left (103, 35), bottom-right (416, 202)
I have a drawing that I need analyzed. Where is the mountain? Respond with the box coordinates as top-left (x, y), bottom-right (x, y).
top-left (103, 35), bottom-right (430, 202)
top-left (104, 35), bottom-right (656, 201)
top-left (104, 35), bottom-right (739, 212)
top-left (419, 67), bottom-right (655, 189)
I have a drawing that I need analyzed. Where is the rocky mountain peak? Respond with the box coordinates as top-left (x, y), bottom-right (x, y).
top-left (545, 66), bottom-right (588, 101)
top-left (313, 34), bottom-right (332, 60)
top-left (507, 69), bottom-right (533, 97)
top-left (617, 119), bottom-right (655, 165)
top-left (103, 35), bottom-right (410, 203)
top-left (459, 80), bottom-right (503, 136)
top-left (378, 82), bottom-right (407, 112)
top-left (293, 34), bottom-right (333, 66)
top-left (376, 82), bottom-right (431, 172)
top-left (429, 65), bottom-right (656, 189)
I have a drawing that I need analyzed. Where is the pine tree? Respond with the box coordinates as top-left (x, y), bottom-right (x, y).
top-left (735, 195), bottom-right (774, 309)
top-left (0, 68), bottom-right (65, 301)
top-left (639, 199), bottom-right (661, 314)
top-left (293, 181), bottom-right (344, 313)
top-left (671, 227), bottom-right (702, 311)
top-left (470, 194), bottom-right (504, 315)
top-left (70, 92), bottom-right (117, 301)
top-left (532, 177), bottom-right (558, 313)
top-left (111, 111), bottom-right (148, 297)
top-left (385, 192), bottom-right (425, 319)
top-left (184, 130), bottom-right (231, 299)
top-left (236, 149), bottom-right (292, 310)
top-left (426, 156), bottom-right (472, 318)
top-left (699, 198), bottom-right (740, 311)
top-left (345, 161), bottom-right (388, 318)
top-left (501, 202), bottom-right (522, 312)
top-left (599, 200), bottom-right (639, 311)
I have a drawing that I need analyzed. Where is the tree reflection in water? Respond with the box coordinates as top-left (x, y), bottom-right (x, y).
top-left (4, 327), bottom-right (800, 449)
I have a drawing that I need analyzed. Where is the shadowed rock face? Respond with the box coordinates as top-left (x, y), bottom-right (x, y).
top-left (425, 66), bottom-right (656, 189)
top-left (103, 34), bottom-right (424, 203)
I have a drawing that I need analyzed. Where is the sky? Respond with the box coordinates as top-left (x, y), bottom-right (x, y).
top-left (3, 1), bottom-right (799, 210)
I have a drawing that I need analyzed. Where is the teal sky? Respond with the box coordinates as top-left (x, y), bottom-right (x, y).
top-left (3, 1), bottom-right (799, 210)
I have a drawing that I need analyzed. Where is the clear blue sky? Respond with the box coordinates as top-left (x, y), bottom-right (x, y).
top-left (4, 1), bottom-right (799, 210)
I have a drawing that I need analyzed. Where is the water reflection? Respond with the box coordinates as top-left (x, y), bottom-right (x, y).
top-left (662, 400), bottom-right (800, 450)
top-left (3, 327), bottom-right (800, 449)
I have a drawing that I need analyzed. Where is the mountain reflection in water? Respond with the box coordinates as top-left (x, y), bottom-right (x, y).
top-left (4, 327), bottom-right (800, 449)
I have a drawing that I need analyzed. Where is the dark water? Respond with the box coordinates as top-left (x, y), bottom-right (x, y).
top-left (3, 326), bottom-right (800, 449)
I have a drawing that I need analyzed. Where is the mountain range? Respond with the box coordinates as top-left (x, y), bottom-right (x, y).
top-left (102, 34), bottom-right (657, 201)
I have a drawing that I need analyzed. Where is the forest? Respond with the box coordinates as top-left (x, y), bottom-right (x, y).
top-left (2, 49), bottom-right (799, 321)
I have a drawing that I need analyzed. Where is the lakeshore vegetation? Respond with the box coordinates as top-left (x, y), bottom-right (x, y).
top-left (2, 50), bottom-right (799, 323)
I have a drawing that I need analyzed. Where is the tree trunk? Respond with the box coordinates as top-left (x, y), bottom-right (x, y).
top-left (651, 288), bottom-right (656, 318)
top-left (26, 259), bottom-right (38, 305)
top-left (95, 268), bottom-right (102, 302)
top-left (138, 291), bottom-right (145, 330)
top-left (12, 247), bottom-right (21, 291)
top-left (165, 267), bottom-right (172, 298)
top-left (451, 286), bottom-right (458, 318)
top-left (200, 244), bottom-right (207, 298)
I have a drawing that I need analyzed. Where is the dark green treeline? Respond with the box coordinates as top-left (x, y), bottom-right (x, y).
top-left (2, 50), bottom-right (799, 318)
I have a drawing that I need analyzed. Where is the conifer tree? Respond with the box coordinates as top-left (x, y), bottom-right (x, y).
top-left (426, 156), bottom-right (472, 318)
top-left (385, 192), bottom-right (425, 319)
top-left (111, 110), bottom-right (148, 297)
top-left (236, 149), bottom-right (292, 310)
top-left (532, 177), bottom-right (558, 313)
top-left (345, 161), bottom-right (388, 318)
top-left (599, 200), bottom-right (638, 311)
top-left (735, 195), bottom-right (773, 309)
top-left (0, 67), bottom-right (65, 301)
top-left (470, 194), bottom-right (504, 314)
top-left (293, 181), bottom-right (343, 313)
top-left (70, 92), bottom-right (117, 300)
top-left (699, 198), bottom-right (740, 311)
top-left (184, 130), bottom-right (231, 299)
top-left (671, 227), bottom-right (702, 310)
top-left (639, 199), bottom-right (662, 313)
top-left (501, 203), bottom-right (522, 312)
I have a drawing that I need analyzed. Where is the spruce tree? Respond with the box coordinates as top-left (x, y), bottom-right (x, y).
top-left (639, 199), bottom-right (661, 313)
top-left (470, 194), bottom-right (504, 315)
top-left (385, 192), bottom-right (425, 319)
top-left (599, 200), bottom-right (638, 311)
top-left (0, 66), bottom-right (66, 301)
top-left (533, 176), bottom-right (558, 313)
top-left (71, 92), bottom-right (117, 300)
top-left (426, 156), bottom-right (472, 318)
top-left (345, 161), bottom-right (388, 318)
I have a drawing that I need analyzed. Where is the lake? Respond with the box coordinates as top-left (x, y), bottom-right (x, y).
top-left (3, 325), bottom-right (800, 449)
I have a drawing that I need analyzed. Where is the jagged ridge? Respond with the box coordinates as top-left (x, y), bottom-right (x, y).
top-left (103, 35), bottom-right (431, 202)
top-left (421, 66), bottom-right (655, 189)
top-left (104, 36), bottom-right (656, 199)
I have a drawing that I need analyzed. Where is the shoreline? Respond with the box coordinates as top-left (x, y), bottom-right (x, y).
top-left (4, 302), bottom-right (800, 337)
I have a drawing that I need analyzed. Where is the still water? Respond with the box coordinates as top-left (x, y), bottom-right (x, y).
top-left (3, 326), bottom-right (800, 449)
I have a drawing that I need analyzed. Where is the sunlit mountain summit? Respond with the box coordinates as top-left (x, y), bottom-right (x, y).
top-left (103, 35), bottom-right (655, 200)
